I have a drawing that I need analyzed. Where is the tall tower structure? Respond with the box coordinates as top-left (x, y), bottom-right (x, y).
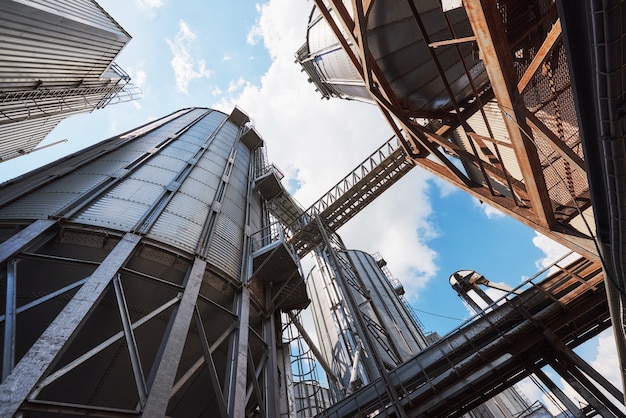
top-left (307, 245), bottom-right (428, 400)
top-left (306, 226), bottom-right (546, 417)
top-left (0, 107), bottom-right (308, 417)
top-left (0, 0), bottom-right (141, 162)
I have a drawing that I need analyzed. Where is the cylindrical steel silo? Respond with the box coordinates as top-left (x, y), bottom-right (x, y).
top-left (307, 246), bottom-right (428, 400)
top-left (0, 107), bottom-right (308, 417)
top-left (0, 0), bottom-right (138, 161)
top-left (296, 0), bottom-right (489, 113)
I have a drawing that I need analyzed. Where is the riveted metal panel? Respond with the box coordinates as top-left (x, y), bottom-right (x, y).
top-left (131, 159), bottom-right (184, 186)
top-left (0, 191), bottom-right (77, 219)
top-left (158, 143), bottom-right (196, 163)
top-left (181, 167), bottom-right (220, 199)
top-left (73, 195), bottom-right (149, 231)
top-left (206, 215), bottom-right (243, 279)
top-left (104, 178), bottom-right (164, 206)
top-left (148, 193), bottom-right (210, 252)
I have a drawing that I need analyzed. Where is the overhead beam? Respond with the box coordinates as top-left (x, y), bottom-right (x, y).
top-left (517, 20), bottom-right (562, 94)
top-left (464, 0), bottom-right (556, 229)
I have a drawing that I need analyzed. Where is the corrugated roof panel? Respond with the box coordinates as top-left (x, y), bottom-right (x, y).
top-left (148, 211), bottom-right (203, 254)
top-left (131, 158), bottom-right (185, 186)
top-left (73, 195), bottom-right (149, 231)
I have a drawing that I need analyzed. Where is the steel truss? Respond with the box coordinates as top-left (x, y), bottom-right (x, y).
top-left (0, 221), bottom-right (289, 417)
top-left (309, 0), bottom-right (595, 259)
top-left (320, 256), bottom-right (620, 417)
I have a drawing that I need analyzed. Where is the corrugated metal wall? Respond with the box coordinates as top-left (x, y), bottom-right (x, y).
top-left (346, 250), bottom-right (429, 359)
top-left (0, 0), bottom-right (134, 161)
top-left (0, 107), bottom-right (264, 283)
top-left (0, 0), bottom-right (130, 90)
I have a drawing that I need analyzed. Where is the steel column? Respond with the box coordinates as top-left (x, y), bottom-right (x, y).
top-left (225, 286), bottom-right (251, 418)
top-left (2, 259), bottom-right (17, 381)
top-left (142, 257), bottom-right (207, 416)
top-left (0, 232), bottom-right (141, 416)
top-left (534, 368), bottom-right (585, 418)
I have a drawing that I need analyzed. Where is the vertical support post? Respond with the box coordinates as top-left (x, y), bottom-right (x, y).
top-left (0, 233), bottom-right (141, 417)
top-left (263, 311), bottom-right (279, 418)
top-left (142, 257), bottom-right (207, 416)
top-left (2, 259), bottom-right (17, 381)
top-left (225, 286), bottom-right (251, 418)
top-left (534, 368), bottom-right (585, 418)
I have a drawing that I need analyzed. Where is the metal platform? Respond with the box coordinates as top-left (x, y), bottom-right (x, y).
top-left (319, 256), bottom-right (615, 417)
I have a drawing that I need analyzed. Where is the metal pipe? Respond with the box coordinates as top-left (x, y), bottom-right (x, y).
top-left (348, 348), bottom-right (361, 392)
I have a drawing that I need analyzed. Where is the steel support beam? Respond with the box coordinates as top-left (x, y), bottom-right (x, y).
top-left (113, 275), bottom-right (148, 406)
top-left (225, 286), bottom-right (251, 418)
top-left (464, 0), bottom-right (556, 229)
top-left (142, 257), bottom-right (207, 416)
top-left (2, 259), bottom-right (17, 381)
top-left (534, 368), bottom-right (585, 418)
top-left (0, 220), bottom-right (57, 264)
top-left (30, 296), bottom-right (180, 399)
top-left (192, 307), bottom-right (228, 418)
top-left (0, 232), bottom-right (141, 416)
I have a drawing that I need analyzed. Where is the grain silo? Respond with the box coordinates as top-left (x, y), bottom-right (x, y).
top-left (0, 0), bottom-right (141, 161)
top-left (0, 106), bottom-right (308, 417)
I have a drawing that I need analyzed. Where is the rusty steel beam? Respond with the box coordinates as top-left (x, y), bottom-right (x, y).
top-left (517, 20), bottom-right (563, 94)
top-left (464, 0), bottom-right (556, 230)
top-left (521, 107), bottom-right (586, 175)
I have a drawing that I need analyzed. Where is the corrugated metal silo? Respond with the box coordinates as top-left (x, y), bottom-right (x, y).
top-left (296, 0), bottom-right (489, 113)
top-left (0, 0), bottom-right (140, 161)
top-left (0, 106), bottom-right (308, 417)
top-left (306, 248), bottom-right (427, 400)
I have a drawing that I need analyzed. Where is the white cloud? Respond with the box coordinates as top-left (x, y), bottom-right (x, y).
top-left (532, 232), bottom-right (578, 273)
top-left (246, 4), bottom-right (264, 46)
top-left (227, 77), bottom-right (247, 94)
top-left (166, 20), bottom-right (213, 94)
top-left (591, 329), bottom-right (622, 390)
top-left (136, 0), bottom-right (163, 11)
top-left (214, 0), bottom-right (439, 302)
top-left (222, 53), bottom-right (232, 62)
top-left (471, 196), bottom-right (505, 219)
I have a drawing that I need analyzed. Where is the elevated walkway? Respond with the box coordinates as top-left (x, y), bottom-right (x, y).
top-left (261, 136), bottom-right (414, 258)
top-left (318, 256), bottom-right (617, 417)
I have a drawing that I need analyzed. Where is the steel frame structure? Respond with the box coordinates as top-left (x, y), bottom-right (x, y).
top-left (310, 0), bottom-right (594, 258)
top-left (0, 107), bottom-right (307, 417)
top-left (305, 0), bottom-right (626, 406)
top-left (319, 256), bottom-right (620, 417)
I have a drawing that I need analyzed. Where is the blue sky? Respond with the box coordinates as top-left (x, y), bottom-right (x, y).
top-left (0, 0), bottom-right (619, 410)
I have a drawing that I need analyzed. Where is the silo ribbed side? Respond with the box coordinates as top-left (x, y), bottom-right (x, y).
top-left (0, 107), bottom-right (296, 417)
